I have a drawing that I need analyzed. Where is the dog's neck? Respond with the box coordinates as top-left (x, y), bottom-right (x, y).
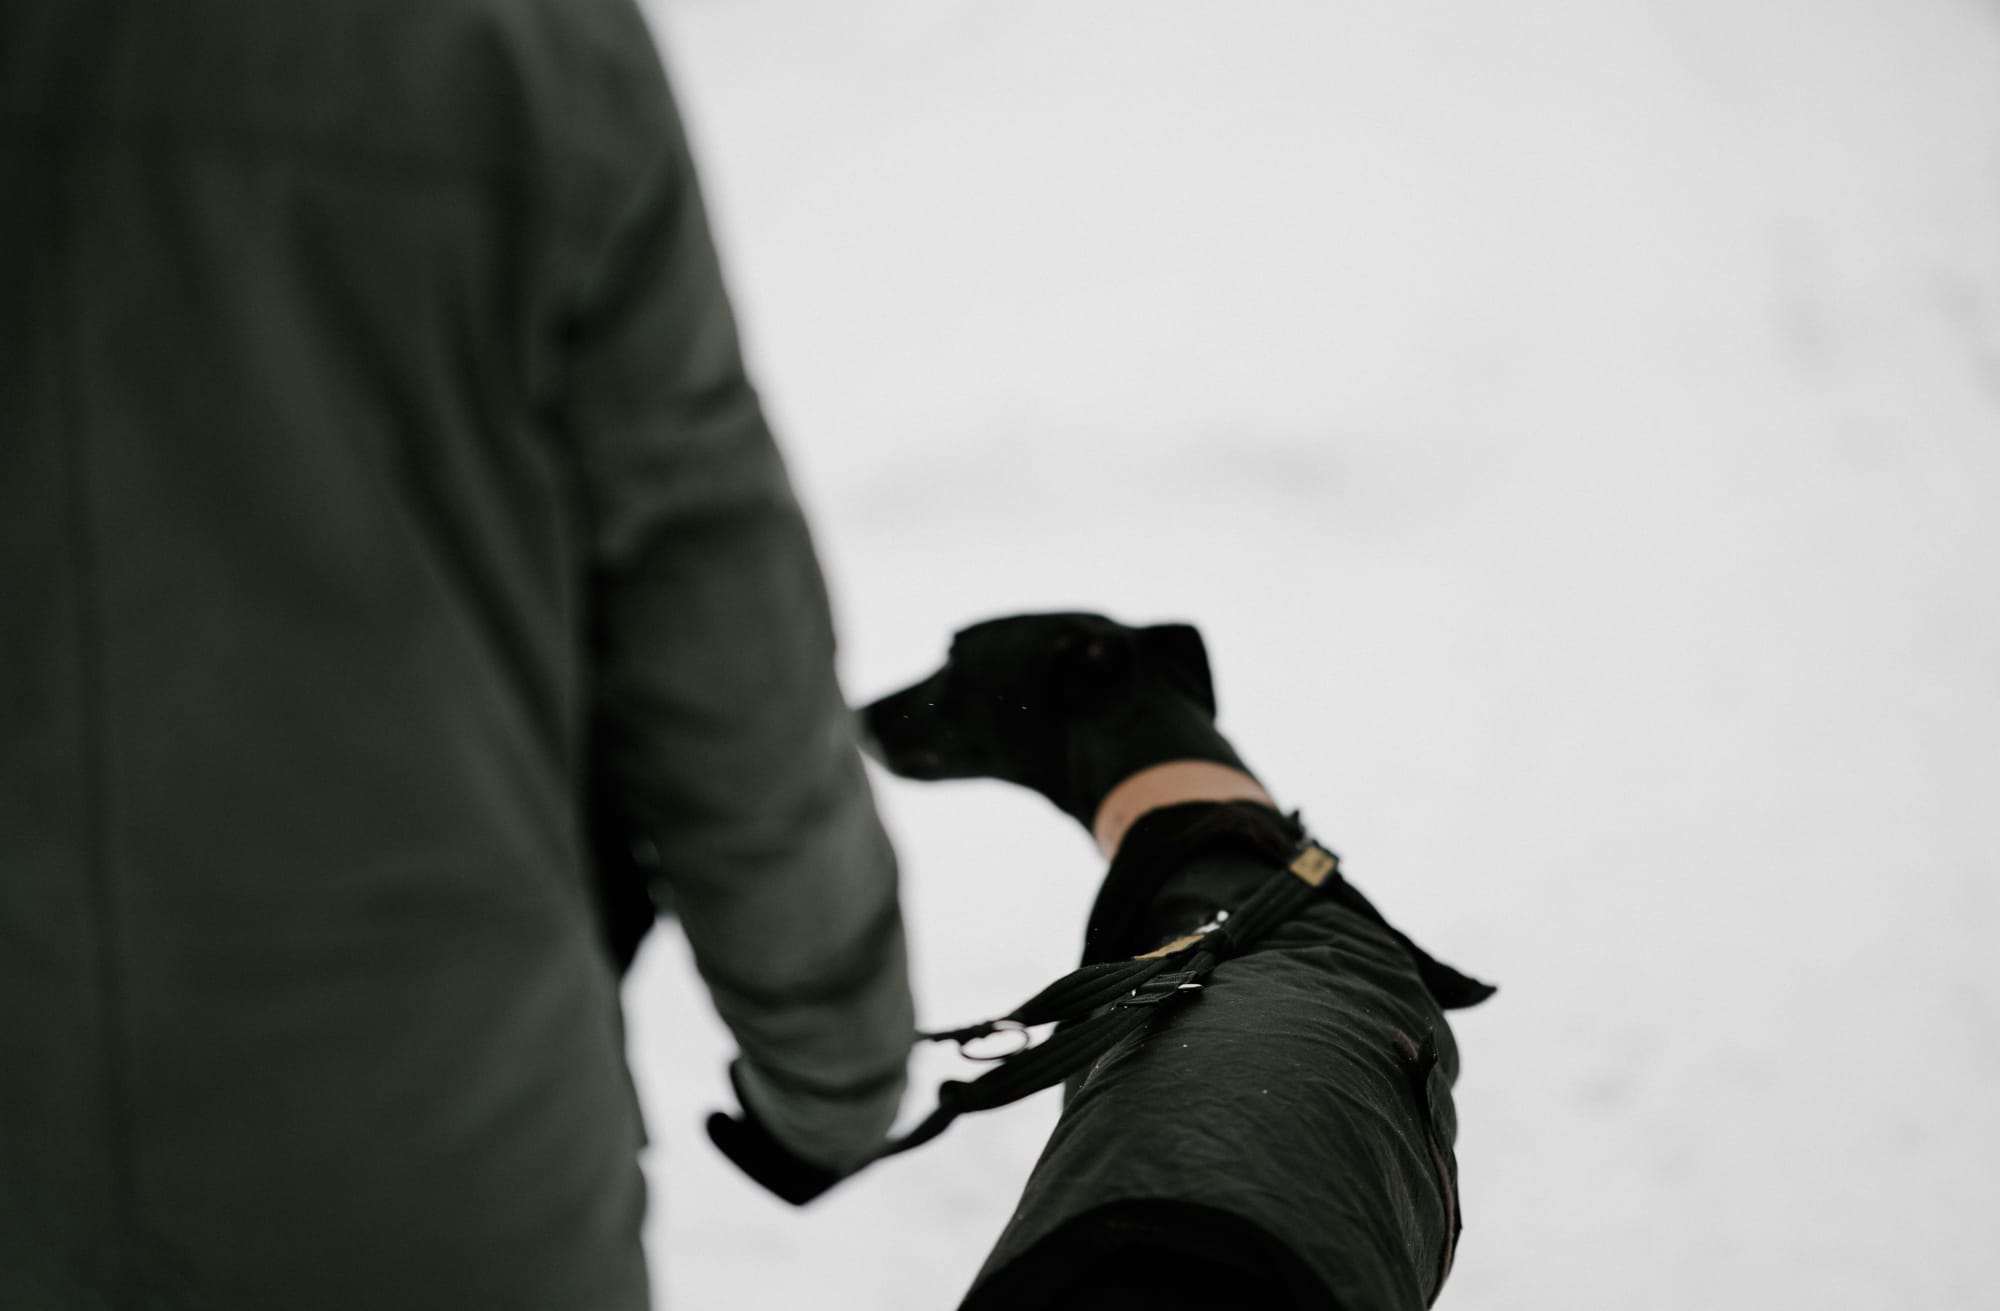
top-left (1091, 760), bottom-right (1277, 858)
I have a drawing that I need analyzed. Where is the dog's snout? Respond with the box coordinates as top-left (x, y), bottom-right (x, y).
top-left (856, 674), bottom-right (963, 779)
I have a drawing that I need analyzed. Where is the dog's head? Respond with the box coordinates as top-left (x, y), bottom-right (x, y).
top-left (858, 612), bottom-right (1240, 823)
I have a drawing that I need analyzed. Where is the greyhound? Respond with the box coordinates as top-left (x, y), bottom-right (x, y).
top-left (858, 612), bottom-right (1492, 1311)
top-left (712, 615), bottom-right (1496, 1311)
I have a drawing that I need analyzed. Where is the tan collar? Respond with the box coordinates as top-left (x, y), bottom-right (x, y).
top-left (1091, 760), bottom-right (1278, 859)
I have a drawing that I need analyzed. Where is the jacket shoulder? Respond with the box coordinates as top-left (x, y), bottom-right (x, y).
top-left (6, 0), bottom-right (676, 218)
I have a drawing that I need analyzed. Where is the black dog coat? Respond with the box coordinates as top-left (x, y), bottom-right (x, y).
top-left (960, 802), bottom-right (1474, 1311)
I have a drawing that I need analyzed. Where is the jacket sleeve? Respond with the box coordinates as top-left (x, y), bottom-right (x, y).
top-left (555, 74), bottom-right (912, 1168)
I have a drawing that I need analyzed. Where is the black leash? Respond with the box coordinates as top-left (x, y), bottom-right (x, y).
top-left (706, 814), bottom-right (1494, 1202)
top-left (862, 835), bottom-right (1346, 1165)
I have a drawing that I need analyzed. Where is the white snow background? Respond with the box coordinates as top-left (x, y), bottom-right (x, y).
top-left (619, 2), bottom-right (2000, 1307)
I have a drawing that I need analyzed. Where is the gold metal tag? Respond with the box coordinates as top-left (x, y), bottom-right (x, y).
top-left (1288, 843), bottom-right (1337, 888)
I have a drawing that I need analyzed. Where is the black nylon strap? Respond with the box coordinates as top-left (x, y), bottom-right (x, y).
top-left (864, 837), bottom-right (1341, 1168)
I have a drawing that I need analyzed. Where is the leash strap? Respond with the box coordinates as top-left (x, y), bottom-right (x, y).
top-left (861, 836), bottom-right (1342, 1166)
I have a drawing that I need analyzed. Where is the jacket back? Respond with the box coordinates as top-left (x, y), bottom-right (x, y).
top-left (0, 3), bottom-right (911, 1306)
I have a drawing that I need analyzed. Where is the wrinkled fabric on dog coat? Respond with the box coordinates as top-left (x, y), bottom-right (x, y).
top-left (960, 802), bottom-right (1477, 1311)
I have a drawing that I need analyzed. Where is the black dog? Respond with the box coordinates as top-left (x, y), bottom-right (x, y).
top-left (861, 612), bottom-right (1491, 1311)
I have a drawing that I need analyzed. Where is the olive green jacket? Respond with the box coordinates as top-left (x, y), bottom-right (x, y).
top-left (0, 2), bottom-right (911, 1307)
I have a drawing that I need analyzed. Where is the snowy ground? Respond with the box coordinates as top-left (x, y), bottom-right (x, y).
top-left (621, 2), bottom-right (2000, 1307)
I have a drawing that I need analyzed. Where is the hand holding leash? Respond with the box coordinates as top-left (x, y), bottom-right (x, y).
top-left (705, 1060), bottom-right (853, 1206)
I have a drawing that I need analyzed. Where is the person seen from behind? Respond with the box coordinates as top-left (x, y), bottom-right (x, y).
top-left (0, 2), bottom-right (910, 1306)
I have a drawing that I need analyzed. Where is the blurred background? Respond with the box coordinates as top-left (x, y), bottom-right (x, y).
top-left (619, 2), bottom-right (2000, 1307)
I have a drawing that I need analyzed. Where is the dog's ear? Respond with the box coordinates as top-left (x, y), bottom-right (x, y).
top-left (1138, 623), bottom-right (1217, 717)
